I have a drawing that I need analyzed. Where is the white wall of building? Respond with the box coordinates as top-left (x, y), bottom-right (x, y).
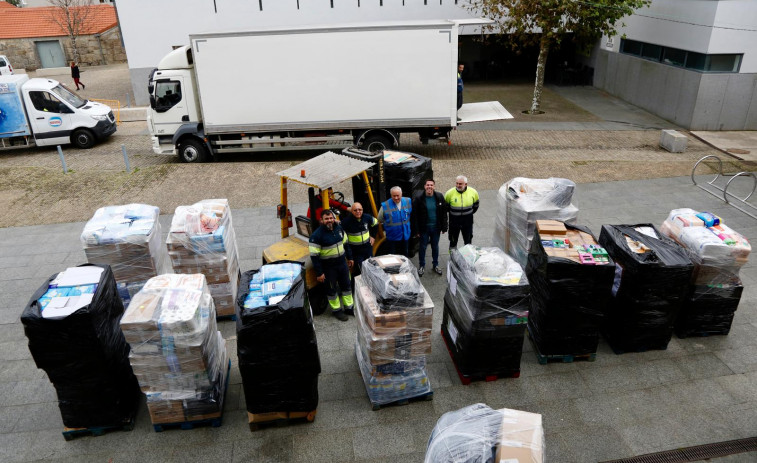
top-left (600, 0), bottom-right (757, 73)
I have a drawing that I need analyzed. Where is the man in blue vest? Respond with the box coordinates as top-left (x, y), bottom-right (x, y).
top-left (379, 186), bottom-right (412, 258)
top-left (445, 175), bottom-right (480, 250)
top-left (341, 202), bottom-right (379, 276)
top-left (309, 210), bottom-right (353, 321)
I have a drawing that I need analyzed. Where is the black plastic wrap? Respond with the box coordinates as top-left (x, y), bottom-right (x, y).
top-left (598, 224), bottom-right (694, 352)
top-left (382, 149), bottom-right (433, 199)
top-left (20, 264), bottom-right (140, 428)
top-left (235, 262), bottom-right (321, 414)
top-left (676, 269), bottom-right (743, 338)
top-left (525, 225), bottom-right (616, 356)
top-left (362, 255), bottom-right (424, 311)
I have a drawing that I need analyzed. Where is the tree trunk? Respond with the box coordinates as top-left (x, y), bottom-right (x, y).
top-left (530, 35), bottom-right (551, 114)
top-left (71, 36), bottom-right (80, 64)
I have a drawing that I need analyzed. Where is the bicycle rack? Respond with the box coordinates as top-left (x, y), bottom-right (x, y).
top-left (691, 155), bottom-right (757, 220)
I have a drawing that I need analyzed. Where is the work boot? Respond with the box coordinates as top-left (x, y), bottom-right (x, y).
top-left (333, 310), bottom-right (348, 322)
top-left (418, 267), bottom-right (425, 277)
top-left (434, 266), bottom-right (443, 275)
top-left (344, 307), bottom-right (354, 317)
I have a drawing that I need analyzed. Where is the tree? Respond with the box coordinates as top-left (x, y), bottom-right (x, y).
top-left (47, 0), bottom-right (94, 65)
top-left (468, 0), bottom-right (650, 114)
top-left (5, 0), bottom-right (22, 6)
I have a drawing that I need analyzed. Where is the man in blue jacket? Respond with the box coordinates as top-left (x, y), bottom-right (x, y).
top-left (411, 179), bottom-right (447, 276)
top-left (309, 210), bottom-right (353, 321)
top-left (379, 186), bottom-right (412, 258)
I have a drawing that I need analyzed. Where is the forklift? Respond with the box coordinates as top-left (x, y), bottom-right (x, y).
top-left (262, 150), bottom-right (387, 314)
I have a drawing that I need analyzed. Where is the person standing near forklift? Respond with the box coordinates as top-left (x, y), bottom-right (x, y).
top-left (309, 210), bottom-right (353, 321)
top-left (379, 186), bottom-right (413, 258)
top-left (342, 202), bottom-right (379, 276)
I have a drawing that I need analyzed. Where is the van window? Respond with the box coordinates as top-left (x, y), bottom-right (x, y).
top-left (29, 91), bottom-right (66, 113)
top-left (155, 80), bottom-right (182, 113)
top-left (52, 84), bottom-right (86, 108)
top-left (0, 59), bottom-right (6, 67)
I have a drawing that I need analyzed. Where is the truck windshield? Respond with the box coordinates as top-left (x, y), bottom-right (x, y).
top-left (51, 84), bottom-right (87, 108)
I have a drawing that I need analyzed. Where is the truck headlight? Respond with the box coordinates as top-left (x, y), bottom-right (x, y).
top-left (91, 115), bottom-right (108, 121)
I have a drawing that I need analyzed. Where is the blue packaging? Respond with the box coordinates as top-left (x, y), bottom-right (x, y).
top-left (262, 279), bottom-right (293, 299)
top-left (261, 263), bottom-right (300, 282)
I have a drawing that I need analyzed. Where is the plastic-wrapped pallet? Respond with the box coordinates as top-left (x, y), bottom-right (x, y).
top-left (599, 224), bottom-right (694, 353)
top-left (20, 264), bottom-right (141, 428)
top-left (354, 274), bottom-right (433, 407)
top-left (81, 204), bottom-right (169, 306)
top-left (660, 208), bottom-right (750, 337)
top-left (235, 262), bottom-right (321, 421)
top-left (425, 403), bottom-right (544, 463)
top-left (382, 149), bottom-right (433, 199)
top-left (525, 221), bottom-right (615, 358)
top-left (167, 199), bottom-right (241, 318)
top-left (493, 177), bottom-right (579, 267)
top-left (443, 246), bottom-right (530, 381)
top-left (120, 274), bottom-right (229, 426)
top-left (361, 255), bottom-right (424, 311)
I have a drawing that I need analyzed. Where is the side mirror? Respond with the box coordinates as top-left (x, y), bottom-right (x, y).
top-left (149, 95), bottom-right (156, 109)
top-left (147, 84), bottom-right (154, 94)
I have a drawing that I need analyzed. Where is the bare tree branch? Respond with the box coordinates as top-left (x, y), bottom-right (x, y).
top-left (47, 0), bottom-right (95, 64)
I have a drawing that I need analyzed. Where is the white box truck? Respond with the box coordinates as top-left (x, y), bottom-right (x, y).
top-left (147, 20), bottom-right (511, 163)
top-left (0, 74), bottom-right (116, 150)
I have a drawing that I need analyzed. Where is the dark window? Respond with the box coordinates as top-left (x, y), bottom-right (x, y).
top-left (641, 43), bottom-right (662, 61)
top-left (686, 52), bottom-right (706, 71)
top-left (662, 47), bottom-right (686, 67)
top-left (706, 55), bottom-right (741, 72)
top-left (29, 91), bottom-right (64, 113)
top-left (0, 59), bottom-right (6, 67)
top-left (155, 80), bottom-right (182, 113)
top-left (620, 39), bottom-right (642, 56)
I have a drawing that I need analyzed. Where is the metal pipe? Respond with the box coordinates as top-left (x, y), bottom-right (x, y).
top-left (57, 145), bottom-right (67, 173)
top-left (121, 144), bottom-right (130, 172)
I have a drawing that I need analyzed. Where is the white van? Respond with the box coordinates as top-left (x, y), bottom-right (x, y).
top-left (0, 55), bottom-right (12, 75)
top-left (0, 74), bottom-right (116, 150)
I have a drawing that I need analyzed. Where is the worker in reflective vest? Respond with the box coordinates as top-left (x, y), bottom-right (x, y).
top-left (341, 202), bottom-right (379, 276)
top-left (379, 186), bottom-right (412, 258)
top-left (445, 175), bottom-right (480, 249)
top-left (309, 210), bottom-right (353, 321)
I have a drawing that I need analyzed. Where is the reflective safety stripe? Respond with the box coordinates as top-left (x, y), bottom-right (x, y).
top-left (318, 241), bottom-right (346, 259)
top-left (347, 230), bottom-right (371, 245)
top-left (308, 244), bottom-right (322, 257)
top-left (328, 295), bottom-right (341, 310)
top-left (340, 293), bottom-right (354, 309)
top-left (448, 206), bottom-right (474, 216)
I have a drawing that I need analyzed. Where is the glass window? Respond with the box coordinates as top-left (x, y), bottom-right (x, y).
top-left (662, 48), bottom-right (686, 68)
top-left (0, 59), bottom-right (6, 66)
top-left (641, 43), bottom-right (662, 61)
top-left (155, 80), bottom-right (182, 113)
top-left (706, 55), bottom-right (741, 73)
top-left (29, 91), bottom-right (65, 113)
top-left (51, 84), bottom-right (86, 108)
top-left (620, 39), bottom-right (642, 56)
top-left (685, 52), bottom-right (706, 71)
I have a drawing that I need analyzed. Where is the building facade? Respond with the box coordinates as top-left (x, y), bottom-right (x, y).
top-left (594, 0), bottom-right (757, 130)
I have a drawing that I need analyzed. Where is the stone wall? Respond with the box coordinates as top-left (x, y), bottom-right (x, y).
top-left (0, 26), bottom-right (125, 71)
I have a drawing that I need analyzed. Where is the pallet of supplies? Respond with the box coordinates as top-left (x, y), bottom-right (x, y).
top-left (21, 264), bottom-right (141, 431)
top-left (660, 208), bottom-right (750, 337)
top-left (493, 177), bottom-right (579, 266)
top-left (81, 204), bottom-right (169, 307)
top-left (442, 246), bottom-right (530, 383)
top-left (236, 262), bottom-right (320, 426)
top-left (599, 224), bottom-right (694, 353)
top-left (120, 273), bottom-right (229, 430)
top-left (425, 403), bottom-right (544, 463)
top-left (525, 221), bottom-right (615, 361)
top-left (167, 199), bottom-right (241, 318)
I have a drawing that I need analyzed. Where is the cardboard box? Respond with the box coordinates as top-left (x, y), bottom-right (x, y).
top-left (494, 408), bottom-right (544, 463)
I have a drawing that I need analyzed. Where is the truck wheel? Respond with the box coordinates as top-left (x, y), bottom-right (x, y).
top-left (178, 139), bottom-right (210, 163)
top-left (361, 133), bottom-right (394, 153)
top-left (71, 129), bottom-right (95, 149)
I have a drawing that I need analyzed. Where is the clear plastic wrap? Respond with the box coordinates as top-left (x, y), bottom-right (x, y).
top-left (120, 273), bottom-right (228, 425)
top-left (235, 263), bottom-right (321, 415)
top-left (81, 204), bottom-right (170, 307)
top-left (525, 223), bottom-right (616, 356)
top-left (20, 264), bottom-right (141, 428)
top-left (660, 208), bottom-right (749, 337)
top-left (353, 274), bottom-right (433, 406)
top-left (361, 255), bottom-right (424, 311)
top-left (382, 149), bottom-right (433, 199)
top-left (443, 246), bottom-right (529, 379)
top-left (425, 404), bottom-right (544, 463)
top-left (167, 199), bottom-right (241, 318)
top-left (493, 177), bottom-right (579, 266)
top-left (598, 224), bottom-right (694, 352)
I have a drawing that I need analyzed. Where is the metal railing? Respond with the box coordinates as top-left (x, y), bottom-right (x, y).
top-left (691, 154), bottom-right (757, 219)
top-left (90, 98), bottom-right (121, 125)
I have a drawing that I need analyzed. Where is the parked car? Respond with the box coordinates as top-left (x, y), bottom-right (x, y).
top-left (0, 55), bottom-right (13, 75)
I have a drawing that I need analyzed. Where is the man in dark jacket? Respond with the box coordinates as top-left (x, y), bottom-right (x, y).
top-left (309, 210), bottom-right (353, 321)
top-left (411, 179), bottom-right (447, 276)
top-left (341, 202), bottom-right (378, 277)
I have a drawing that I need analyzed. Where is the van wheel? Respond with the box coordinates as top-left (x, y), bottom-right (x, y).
top-left (178, 139), bottom-right (210, 163)
top-left (360, 133), bottom-right (394, 153)
top-left (71, 129), bottom-right (95, 149)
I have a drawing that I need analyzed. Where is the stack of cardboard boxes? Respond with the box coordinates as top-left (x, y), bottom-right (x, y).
top-left (660, 208), bottom-right (751, 336)
top-left (81, 204), bottom-right (169, 306)
top-left (355, 255), bottom-right (433, 407)
top-left (120, 274), bottom-right (228, 427)
top-left (166, 199), bottom-right (240, 318)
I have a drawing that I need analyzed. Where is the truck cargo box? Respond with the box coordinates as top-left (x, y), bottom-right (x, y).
top-left (0, 74), bottom-right (31, 138)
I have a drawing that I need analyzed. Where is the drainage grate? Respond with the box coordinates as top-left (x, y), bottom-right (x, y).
top-left (600, 437), bottom-right (757, 463)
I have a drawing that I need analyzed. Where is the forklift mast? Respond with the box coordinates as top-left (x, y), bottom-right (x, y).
top-left (342, 147), bottom-right (386, 214)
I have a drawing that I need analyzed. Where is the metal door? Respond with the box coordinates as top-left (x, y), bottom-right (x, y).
top-left (36, 41), bottom-right (66, 68)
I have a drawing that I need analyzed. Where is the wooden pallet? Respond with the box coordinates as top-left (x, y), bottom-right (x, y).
top-left (247, 410), bottom-right (317, 431)
top-left (62, 415), bottom-right (136, 441)
top-left (441, 328), bottom-right (520, 385)
top-left (215, 313), bottom-right (237, 322)
top-left (369, 390), bottom-right (434, 411)
top-left (528, 327), bottom-right (597, 365)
